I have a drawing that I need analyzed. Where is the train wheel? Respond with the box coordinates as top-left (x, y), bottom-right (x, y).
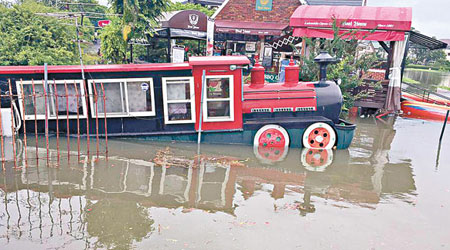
top-left (302, 122), bottom-right (336, 149)
top-left (253, 145), bottom-right (289, 164)
top-left (301, 148), bottom-right (333, 172)
top-left (253, 125), bottom-right (290, 148)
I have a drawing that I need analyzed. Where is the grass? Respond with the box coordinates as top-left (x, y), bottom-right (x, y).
top-left (405, 67), bottom-right (441, 73)
top-left (438, 85), bottom-right (450, 91)
top-left (403, 77), bottom-right (421, 85)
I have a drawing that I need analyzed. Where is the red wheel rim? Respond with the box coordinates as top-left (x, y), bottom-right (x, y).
top-left (306, 127), bottom-right (331, 148)
top-left (258, 128), bottom-right (286, 147)
top-left (256, 146), bottom-right (286, 162)
top-left (304, 149), bottom-right (329, 168)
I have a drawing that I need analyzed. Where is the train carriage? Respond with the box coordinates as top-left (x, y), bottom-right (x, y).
top-left (0, 54), bottom-right (355, 150)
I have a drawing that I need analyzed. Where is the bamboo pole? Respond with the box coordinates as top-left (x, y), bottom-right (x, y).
top-left (53, 80), bottom-right (60, 165)
top-left (74, 82), bottom-right (80, 161)
top-left (0, 87), bottom-right (4, 171)
top-left (31, 79), bottom-right (39, 161)
top-left (65, 82), bottom-right (70, 161)
top-left (82, 81), bottom-right (90, 157)
top-left (42, 79), bottom-right (49, 166)
top-left (100, 82), bottom-right (108, 157)
top-left (8, 79), bottom-right (17, 169)
top-left (20, 80), bottom-right (28, 167)
top-left (92, 81), bottom-right (99, 158)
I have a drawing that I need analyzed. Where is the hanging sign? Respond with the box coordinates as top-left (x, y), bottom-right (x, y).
top-left (206, 18), bottom-right (215, 56)
top-left (172, 46), bottom-right (185, 63)
top-left (262, 47), bottom-right (273, 68)
top-left (256, 0), bottom-right (272, 11)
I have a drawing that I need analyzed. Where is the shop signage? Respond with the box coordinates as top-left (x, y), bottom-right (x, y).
top-left (245, 42), bottom-right (256, 52)
top-left (256, 0), bottom-right (272, 11)
top-left (265, 73), bottom-right (279, 83)
top-left (172, 46), bottom-right (185, 63)
top-left (165, 10), bottom-right (207, 32)
top-left (262, 47), bottom-right (273, 68)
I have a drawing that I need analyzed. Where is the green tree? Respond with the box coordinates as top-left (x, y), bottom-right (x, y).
top-left (110, 0), bottom-right (169, 32)
top-left (59, 0), bottom-right (108, 27)
top-left (99, 17), bottom-right (127, 63)
top-left (410, 47), bottom-right (446, 65)
top-left (167, 2), bottom-right (215, 17)
top-left (0, 1), bottom-right (80, 65)
top-left (298, 23), bottom-right (378, 110)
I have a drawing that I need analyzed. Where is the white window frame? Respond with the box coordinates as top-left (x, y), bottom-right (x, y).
top-left (162, 77), bottom-right (196, 124)
top-left (87, 78), bottom-right (156, 118)
top-left (203, 75), bottom-right (234, 122)
top-left (17, 80), bottom-right (87, 120)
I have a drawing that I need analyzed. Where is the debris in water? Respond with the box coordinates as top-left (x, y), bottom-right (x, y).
top-left (153, 147), bottom-right (247, 168)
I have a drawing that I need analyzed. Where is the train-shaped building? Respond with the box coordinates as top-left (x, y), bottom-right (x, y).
top-left (0, 54), bottom-right (355, 150)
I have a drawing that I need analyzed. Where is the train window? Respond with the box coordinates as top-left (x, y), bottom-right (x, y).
top-left (162, 77), bottom-right (196, 124)
top-left (87, 78), bottom-right (155, 118)
top-left (203, 76), bottom-right (234, 122)
top-left (17, 80), bottom-right (87, 120)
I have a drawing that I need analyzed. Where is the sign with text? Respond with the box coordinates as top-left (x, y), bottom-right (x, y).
top-left (256, 0), bottom-right (272, 11)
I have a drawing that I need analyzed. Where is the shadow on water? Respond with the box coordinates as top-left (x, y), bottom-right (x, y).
top-left (0, 117), bottom-right (418, 248)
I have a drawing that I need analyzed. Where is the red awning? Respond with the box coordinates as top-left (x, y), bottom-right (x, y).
top-left (215, 20), bottom-right (288, 36)
top-left (290, 6), bottom-right (412, 41)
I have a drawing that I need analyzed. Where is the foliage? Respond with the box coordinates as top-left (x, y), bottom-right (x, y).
top-left (167, 2), bottom-right (215, 17)
top-left (406, 64), bottom-right (440, 71)
top-left (403, 77), bottom-right (420, 85)
top-left (85, 199), bottom-right (154, 250)
top-left (438, 85), bottom-right (450, 91)
top-left (297, 22), bottom-right (379, 110)
top-left (408, 47), bottom-right (446, 65)
top-left (0, 1), bottom-right (80, 65)
top-left (99, 17), bottom-right (127, 63)
top-left (109, 0), bottom-right (169, 35)
top-left (59, 0), bottom-right (108, 27)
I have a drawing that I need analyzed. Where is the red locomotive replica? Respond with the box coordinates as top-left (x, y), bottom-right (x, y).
top-left (0, 52), bottom-right (355, 151)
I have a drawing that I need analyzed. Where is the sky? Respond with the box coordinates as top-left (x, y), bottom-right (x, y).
top-left (367, 0), bottom-right (450, 39)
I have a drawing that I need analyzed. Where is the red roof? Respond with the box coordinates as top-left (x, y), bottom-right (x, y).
top-left (290, 6), bottom-right (412, 41)
top-left (215, 20), bottom-right (288, 36)
top-left (189, 56), bottom-right (250, 66)
top-left (0, 63), bottom-right (192, 75)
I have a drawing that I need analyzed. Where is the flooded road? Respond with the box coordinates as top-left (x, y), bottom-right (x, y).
top-left (1, 117), bottom-right (450, 250)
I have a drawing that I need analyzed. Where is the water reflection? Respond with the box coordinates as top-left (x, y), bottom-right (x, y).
top-left (0, 117), bottom-right (417, 248)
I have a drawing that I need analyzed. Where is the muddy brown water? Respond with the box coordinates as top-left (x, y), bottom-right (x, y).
top-left (1, 117), bottom-right (450, 250)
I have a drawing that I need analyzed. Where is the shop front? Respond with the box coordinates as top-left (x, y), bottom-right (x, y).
top-left (211, 0), bottom-right (302, 80)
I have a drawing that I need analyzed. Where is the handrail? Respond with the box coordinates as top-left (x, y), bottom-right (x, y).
top-left (402, 82), bottom-right (450, 103)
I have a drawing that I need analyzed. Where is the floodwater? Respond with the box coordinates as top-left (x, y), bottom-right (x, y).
top-left (1, 117), bottom-right (450, 250)
top-left (404, 69), bottom-right (450, 88)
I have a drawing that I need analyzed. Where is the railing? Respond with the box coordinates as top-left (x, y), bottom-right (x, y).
top-left (402, 82), bottom-right (450, 107)
top-left (0, 78), bottom-right (109, 171)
